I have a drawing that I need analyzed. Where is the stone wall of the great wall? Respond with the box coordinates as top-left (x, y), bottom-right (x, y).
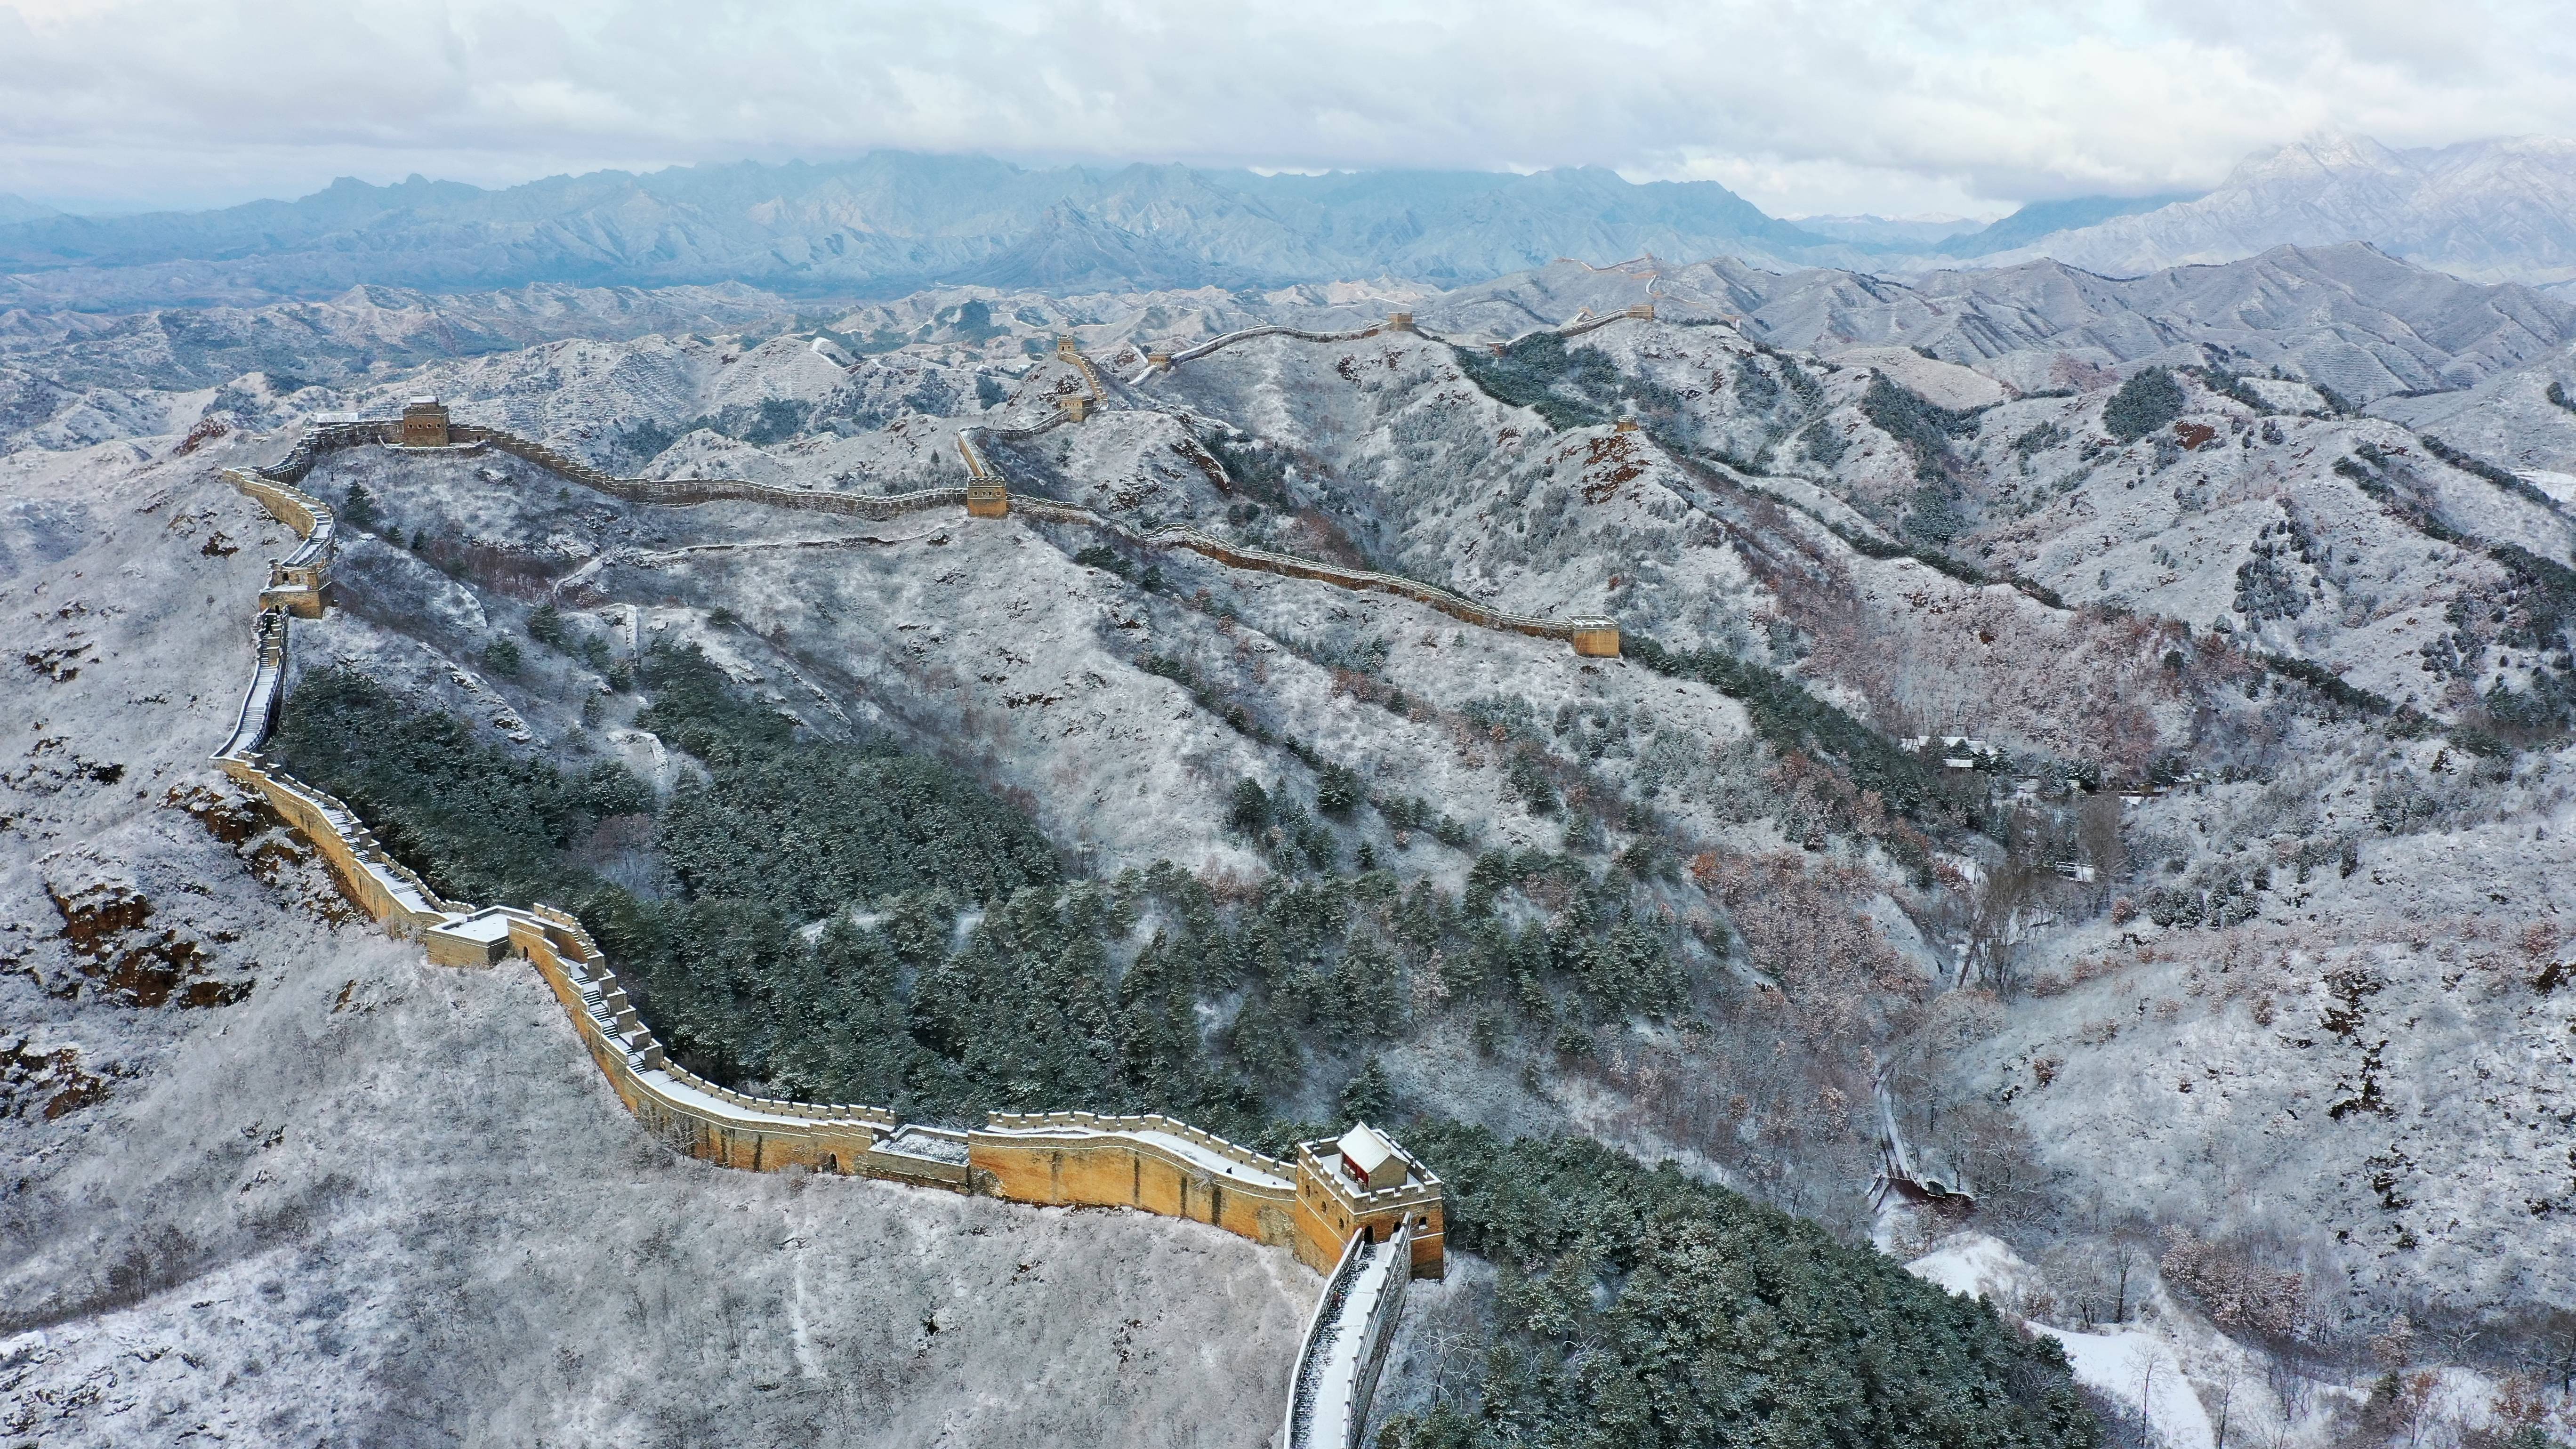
top-left (186, 301), bottom-right (1673, 1430)
top-left (197, 382), bottom-right (1552, 1442)
top-left (210, 441), bottom-right (1453, 1281)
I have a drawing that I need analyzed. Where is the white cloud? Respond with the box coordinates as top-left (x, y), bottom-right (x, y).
top-left (0, 0), bottom-right (2569, 215)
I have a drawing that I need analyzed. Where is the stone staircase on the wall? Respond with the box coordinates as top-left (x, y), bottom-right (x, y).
top-left (1284, 1216), bottom-right (1417, 1449)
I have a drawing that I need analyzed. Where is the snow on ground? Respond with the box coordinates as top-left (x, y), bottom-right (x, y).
top-left (0, 441), bottom-right (1310, 1448)
top-left (1825, 346), bottom-right (2010, 411)
top-left (1909, 1234), bottom-right (2210, 1449)
top-left (2041, 1325), bottom-right (2217, 1449)
top-left (1906, 1230), bottom-right (2041, 1303)
top-left (2519, 467), bottom-right (2576, 505)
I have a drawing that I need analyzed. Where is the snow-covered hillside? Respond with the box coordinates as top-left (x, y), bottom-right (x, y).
top-left (8, 258), bottom-right (2576, 1445)
top-left (2004, 136), bottom-right (2576, 287)
top-left (0, 442), bottom-right (1309, 1446)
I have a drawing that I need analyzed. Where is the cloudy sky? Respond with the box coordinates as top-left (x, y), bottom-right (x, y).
top-left (1, 0), bottom-right (2568, 217)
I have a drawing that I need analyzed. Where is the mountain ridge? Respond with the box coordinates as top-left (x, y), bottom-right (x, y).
top-left (2002, 134), bottom-right (2576, 285)
top-left (0, 154), bottom-right (1852, 309)
top-left (10, 135), bottom-right (2576, 318)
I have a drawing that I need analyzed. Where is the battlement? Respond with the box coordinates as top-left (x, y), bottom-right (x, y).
top-left (1054, 336), bottom-right (1106, 418)
top-left (1570, 622), bottom-right (1622, 657)
top-left (225, 467), bottom-right (337, 617)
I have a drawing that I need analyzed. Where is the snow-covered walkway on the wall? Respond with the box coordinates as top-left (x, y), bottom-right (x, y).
top-left (1285, 1220), bottom-right (1415, 1449)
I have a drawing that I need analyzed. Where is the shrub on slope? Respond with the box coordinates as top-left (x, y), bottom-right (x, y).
top-left (637, 643), bottom-right (1060, 913)
top-left (1453, 330), bottom-right (1686, 435)
top-left (2101, 367), bottom-right (2185, 444)
top-left (272, 653), bottom-right (1724, 1124)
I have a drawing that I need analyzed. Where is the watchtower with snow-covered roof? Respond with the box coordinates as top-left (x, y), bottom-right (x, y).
top-left (1291, 1122), bottom-right (1444, 1279)
top-left (1335, 1122), bottom-right (1406, 1190)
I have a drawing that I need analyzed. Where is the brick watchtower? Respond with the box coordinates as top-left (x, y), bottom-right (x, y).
top-left (1291, 1123), bottom-right (1444, 1279)
top-left (399, 397), bottom-right (451, 448)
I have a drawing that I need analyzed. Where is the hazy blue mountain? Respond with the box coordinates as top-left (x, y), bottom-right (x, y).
top-left (0, 193), bottom-right (60, 225)
top-left (1791, 214), bottom-right (1990, 246)
top-left (1934, 192), bottom-right (2203, 256)
top-left (0, 154), bottom-right (1842, 309)
top-left (2000, 136), bottom-right (2576, 283)
top-left (14, 138), bottom-right (2576, 310)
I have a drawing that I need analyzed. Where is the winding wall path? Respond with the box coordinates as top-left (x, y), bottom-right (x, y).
top-left (1284, 1218), bottom-right (1416, 1449)
top-left (209, 415), bottom-right (1463, 1446)
top-left (198, 301), bottom-right (1662, 1436)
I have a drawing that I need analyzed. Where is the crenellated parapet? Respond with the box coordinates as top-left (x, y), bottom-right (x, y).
top-left (224, 467), bottom-right (338, 617)
top-left (217, 747), bottom-right (464, 933)
top-left (1055, 336), bottom-right (1107, 416)
top-left (968, 1113), bottom-right (1303, 1254)
top-left (1291, 1130), bottom-right (1445, 1280)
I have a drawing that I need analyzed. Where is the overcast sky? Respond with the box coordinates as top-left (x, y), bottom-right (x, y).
top-left (1, 0), bottom-right (2569, 217)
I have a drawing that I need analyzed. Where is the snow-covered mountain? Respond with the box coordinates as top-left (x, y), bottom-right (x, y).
top-left (1419, 245), bottom-right (2576, 402)
top-left (2004, 135), bottom-right (2576, 285)
top-left (11, 243), bottom-right (2576, 1442)
top-left (1785, 213), bottom-right (1989, 247)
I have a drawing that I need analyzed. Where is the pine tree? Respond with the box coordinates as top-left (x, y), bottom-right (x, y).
top-left (342, 482), bottom-right (380, 532)
top-left (1337, 1057), bottom-right (1394, 1122)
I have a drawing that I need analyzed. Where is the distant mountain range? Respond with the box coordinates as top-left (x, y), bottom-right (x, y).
top-left (3, 136), bottom-right (2573, 309)
top-left (1996, 135), bottom-right (2576, 286)
top-left (0, 158), bottom-right (1832, 308)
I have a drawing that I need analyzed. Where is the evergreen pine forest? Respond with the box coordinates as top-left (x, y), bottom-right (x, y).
top-left (272, 638), bottom-right (2099, 1449)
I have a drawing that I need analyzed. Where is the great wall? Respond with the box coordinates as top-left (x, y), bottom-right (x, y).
top-left (200, 307), bottom-right (1663, 1443)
